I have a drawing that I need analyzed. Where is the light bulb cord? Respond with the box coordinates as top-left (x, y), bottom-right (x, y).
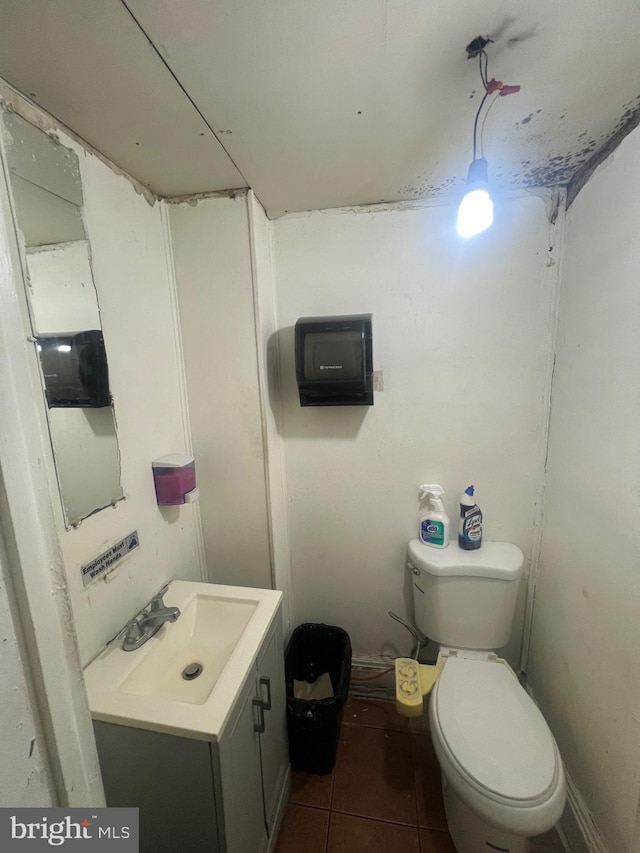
top-left (471, 49), bottom-right (490, 162)
top-left (479, 94), bottom-right (500, 159)
top-left (468, 44), bottom-right (521, 164)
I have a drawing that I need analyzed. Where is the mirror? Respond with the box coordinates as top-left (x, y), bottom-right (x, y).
top-left (1, 109), bottom-right (123, 526)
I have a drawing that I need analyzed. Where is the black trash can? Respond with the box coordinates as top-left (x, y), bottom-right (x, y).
top-left (285, 623), bottom-right (352, 775)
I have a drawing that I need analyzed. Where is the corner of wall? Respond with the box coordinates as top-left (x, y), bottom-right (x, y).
top-left (246, 190), bottom-right (293, 637)
top-left (519, 187), bottom-right (568, 675)
top-left (159, 201), bottom-right (207, 583)
top-left (561, 768), bottom-right (610, 853)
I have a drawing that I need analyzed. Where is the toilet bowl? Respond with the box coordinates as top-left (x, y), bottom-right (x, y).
top-left (428, 653), bottom-right (565, 851)
top-left (408, 539), bottom-right (566, 852)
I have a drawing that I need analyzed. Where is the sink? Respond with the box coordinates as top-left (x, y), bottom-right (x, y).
top-left (84, 580), bottom-right (282, 740)
top-left (120, 594), bottom-right (258, 705)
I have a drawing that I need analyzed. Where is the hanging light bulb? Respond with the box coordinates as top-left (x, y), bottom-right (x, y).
top-left (456, 157), bottom-right (493, 238)
top-left (455, 37), bottom-right (520, 237)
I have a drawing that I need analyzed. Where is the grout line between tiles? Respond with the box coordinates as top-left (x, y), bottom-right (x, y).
top-left (330, 808), bottom-right (418, 829)
top-left (342, 721), bottom-right (409, 733)
top-left (325, 770), bottom-right (334, 853)
top-left (329, 765), bottom-right (335, 812)
top-left (412, 729), bottom-right (422, 848)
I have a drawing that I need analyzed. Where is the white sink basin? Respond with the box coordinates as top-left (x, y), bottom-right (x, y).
top-left (119, 594), bottom-right (258, 705)
top-left (84, 581), bottom-right (282, 740)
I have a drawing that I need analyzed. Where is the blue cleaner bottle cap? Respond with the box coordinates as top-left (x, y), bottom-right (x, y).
top-left (465, 485), bottom-right (475, 496)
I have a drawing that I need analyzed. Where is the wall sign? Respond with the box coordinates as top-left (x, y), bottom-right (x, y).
top-left (81, 531), bottom-right (139, 588)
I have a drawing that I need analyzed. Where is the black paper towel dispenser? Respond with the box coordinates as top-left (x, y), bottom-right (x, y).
top-left (36, 329), bottom-right (111, 408)
top-left (295, 314), bottom-right (373, 406)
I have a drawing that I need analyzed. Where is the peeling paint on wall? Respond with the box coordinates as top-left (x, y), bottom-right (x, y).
top-left (163, 187), bottom-right (249, 206)
top-left (0, 79), bottom-right (158, 207)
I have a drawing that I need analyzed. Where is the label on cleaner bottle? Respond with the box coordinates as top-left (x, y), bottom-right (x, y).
top-left (459, 507), bottom-right (482, 544)
top-left (421, 518), bottom-right (445, 547)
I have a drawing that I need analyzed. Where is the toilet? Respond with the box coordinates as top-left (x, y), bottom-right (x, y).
top-left (408, 539), bottom-right (566, 853)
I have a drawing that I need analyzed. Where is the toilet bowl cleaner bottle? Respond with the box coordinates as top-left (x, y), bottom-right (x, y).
top-left (419, 485), bottom-right (450, 549)
top-left (458, 485), bottom-right (482, 550)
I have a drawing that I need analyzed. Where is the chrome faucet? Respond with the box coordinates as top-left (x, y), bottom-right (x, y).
top-left (121, 585), bottom-right (180, 652)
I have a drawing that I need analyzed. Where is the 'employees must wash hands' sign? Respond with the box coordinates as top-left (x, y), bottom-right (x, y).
top-left (81, 531), bottom-right (140, 588)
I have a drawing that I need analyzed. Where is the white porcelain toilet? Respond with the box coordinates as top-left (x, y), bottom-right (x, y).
top-left (408, 539), bottom-right (566, 853)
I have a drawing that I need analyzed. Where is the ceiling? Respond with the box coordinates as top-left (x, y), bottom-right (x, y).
top-left (1, 0), bottom-right (639, 216)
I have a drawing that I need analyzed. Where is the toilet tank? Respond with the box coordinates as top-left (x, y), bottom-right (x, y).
top-left (408, 540), bottom-right (524, 650)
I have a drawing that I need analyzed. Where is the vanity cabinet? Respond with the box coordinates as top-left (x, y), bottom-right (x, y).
top-left (93, 612), bottom-right (289, 853)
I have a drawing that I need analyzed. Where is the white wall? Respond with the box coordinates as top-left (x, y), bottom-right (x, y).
top-left (169, 193), bottom-right (272, 590)
top-left (528, 127), bottom-right (640, 853)
top-left (0, 96), bottom-right (104, 806)
top-left (247, 191), bottom-right (293, 630)
top-left (272, 195), bottom-right (559, 663)
top-left (0, 530), bottom-right (55, 806)
top-left (54, 144), bottom-right (203, 665)
top-left (1, 104), bottom-right (204, 667)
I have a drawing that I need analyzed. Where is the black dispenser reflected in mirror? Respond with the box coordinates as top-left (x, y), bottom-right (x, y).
top-left (36, 330), bottom-right (111, 408)
top-left (295, 314), bottom-right (373, 406)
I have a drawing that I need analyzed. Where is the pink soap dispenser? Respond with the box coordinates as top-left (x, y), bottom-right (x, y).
top-left (152, 454), bottom-right (199, 506)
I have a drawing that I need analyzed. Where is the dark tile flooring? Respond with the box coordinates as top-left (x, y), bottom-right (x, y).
top-left (275, 697), bottom-right (456, 853)
top-left (275, 697), bottom-right (567, 853)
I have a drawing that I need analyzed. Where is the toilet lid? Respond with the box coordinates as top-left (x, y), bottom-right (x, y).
top-left (432, 657), bottom-right (558, 803)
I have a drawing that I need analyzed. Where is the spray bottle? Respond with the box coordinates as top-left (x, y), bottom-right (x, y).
top-left (418, 485), bottom-right (450, 549)
top-left (458, 484), bottom-right (483, 550)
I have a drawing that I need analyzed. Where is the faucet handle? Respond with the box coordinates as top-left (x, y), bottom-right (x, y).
top-left (149, 584), bottom-right (170, 611)
top-left (112, 618), bottom-right (144, 651)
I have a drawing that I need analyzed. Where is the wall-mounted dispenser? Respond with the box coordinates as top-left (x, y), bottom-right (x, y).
top-left (295, 314), bottom-right (373, 406)
top-left (36, 330), bottom-right (111, 408)
top-left (152, 454), bottom-right (199, 506)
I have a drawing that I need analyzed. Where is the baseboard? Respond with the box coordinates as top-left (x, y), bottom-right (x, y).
top-left (520, 684), bottom-right (609, 853)
top-left (559, 769), bottom-right (608, 853)
top-left (349, 655), bottom-right (396, 700)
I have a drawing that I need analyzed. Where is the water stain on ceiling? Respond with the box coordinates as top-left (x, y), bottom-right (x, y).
top-left (0, 0), bottom-right (638, 215)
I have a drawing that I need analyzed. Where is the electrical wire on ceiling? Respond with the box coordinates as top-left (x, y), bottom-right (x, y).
top-left (456, 35), bottom-right (522, 238)
top-left (466, 36), bottom-right (521, 162)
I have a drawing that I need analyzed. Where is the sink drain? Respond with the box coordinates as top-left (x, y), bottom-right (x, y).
top-left (182, 662), bottom-right (203, 681)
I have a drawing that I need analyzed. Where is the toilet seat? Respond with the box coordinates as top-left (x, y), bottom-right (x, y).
top-left (429, 654), bottom-right (566, 836)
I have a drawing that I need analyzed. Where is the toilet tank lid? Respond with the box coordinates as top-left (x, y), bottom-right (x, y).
top-left (408, 540), bottom-right (524, 581)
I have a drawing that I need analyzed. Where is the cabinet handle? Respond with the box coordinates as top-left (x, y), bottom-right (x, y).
top-left (259, 676), bottom-right (272, 711)
top-left (253, 698), bottom-right (265, 733)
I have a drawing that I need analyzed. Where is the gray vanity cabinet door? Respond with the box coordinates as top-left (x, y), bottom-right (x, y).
top-left (218, 674), bottom-right (268, 853)
top-left (256, 619), bottom-right (289, 835)
top-left (94, 722), bottom-right (221, 853)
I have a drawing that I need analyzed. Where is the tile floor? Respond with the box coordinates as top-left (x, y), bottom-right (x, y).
top-left (275, 697), bottom-right (566, 853)
top-left (275, 697), bottom-right (454, 853)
